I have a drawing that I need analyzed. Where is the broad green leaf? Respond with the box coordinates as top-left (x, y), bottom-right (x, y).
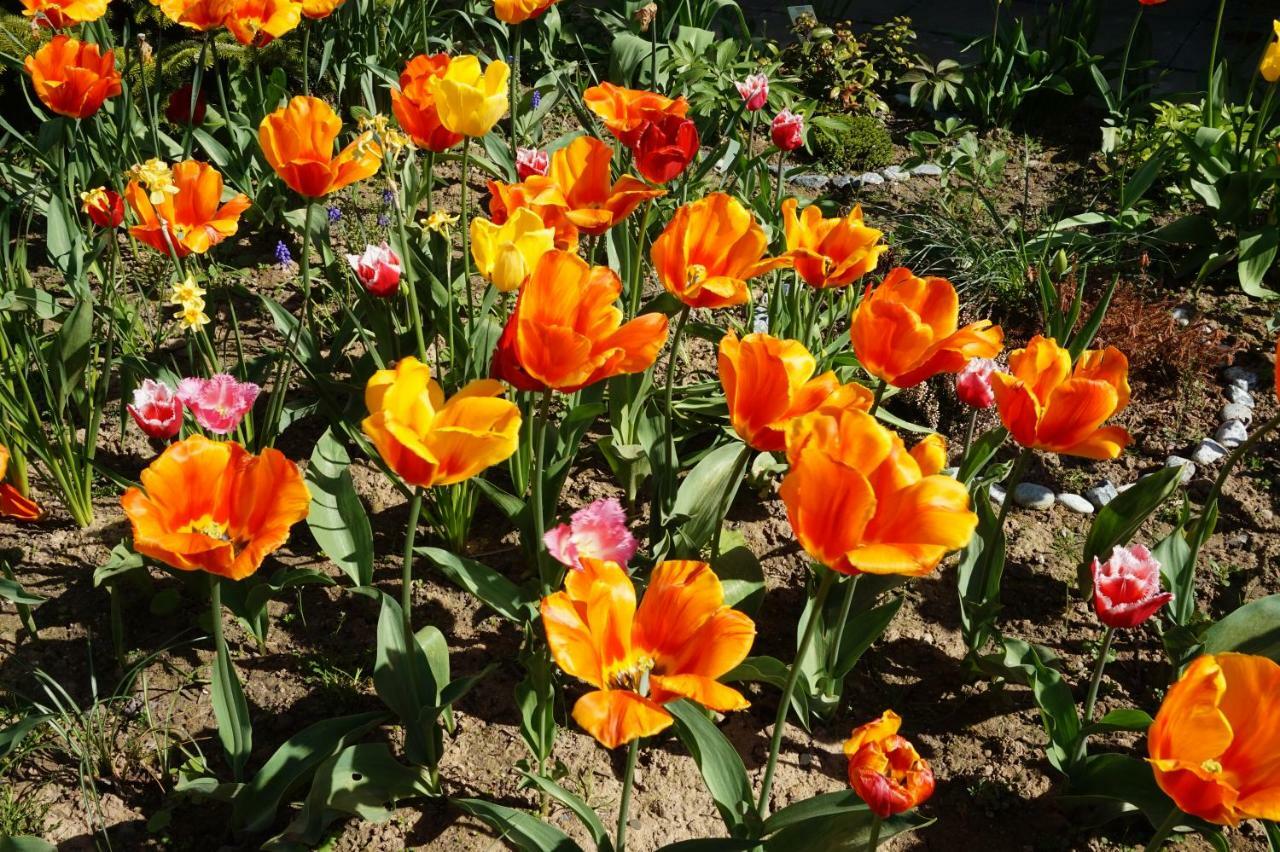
top-left (94, 542), bottom-right (143, 587)
top-left (1202, 594), bottom-right (1280, 661)
top-left (1152, 527), bottom-right (1195, 627)
top-left (0, 577), bottom-right (44, 607)
top-left (1082, 708), bottom-right (1153, 737)
top-left (305, 428), bottom-right (374, 587)
top-left (672, 442), bottom-right (752, 557)
top-left (1080, 466), bottom-right (1183, 592)
top-left (0, 712), bottom-right (53, 760)
top-left (762, 792), bottom-right (933, 850)
top-left (994, 639), bottom-right (1079, 772)
top-left (451, 797), bottom-right (584, 852)
top-left (667, 699), bottom-right (761, 838)
top-left (520, 773), bottom-right (612, 851)
top-left (211, 622), bottom-right (253, 781)
top-left (370, 590), bottom-right (437, 765)
top-left (417, 546), bottom-right (535, 622)
top-left (287, 743), bottom-right (432, 843)
top-left (712, 530), bottom-right (764, 616)
top-left (1237, 229), bottom-right (1279, 299)
top-left (0, 837), bottom-right (57, 852)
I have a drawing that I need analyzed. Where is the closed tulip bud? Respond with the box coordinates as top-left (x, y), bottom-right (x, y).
top-left (735, 73), bottom-right (769, 110)
top-left (516, 146), bottom-right (549, 179)
top-left (844, 711), bottom-right (935, 819)
top-left (346, 242), bottom-right (402, 297)
top-left (1050, 248), bottom-right (1070, 280)
top-left (1262, 20), bottom-right (1280, 83)
top-left (471, 207), bottom-right (556, 293)
top-left (128, 379), bottom-right (184, 440)
top-left (771, 109), bottom-right (804, 151)
top-left (80, 187), bottom-right (123, 229)
top-left (955, 358), bottom-right (996, 409)
top-left (1090, 544), bottom-right (1172, 628)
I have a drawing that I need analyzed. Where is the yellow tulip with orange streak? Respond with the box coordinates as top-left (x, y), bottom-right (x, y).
top-left (543, 136), bottom-right (664, 236)
top-left (21, 0), bottom-right (107, 28)
top-left (0, 445), bottom-right (41, 521)
top-left (259, 96), bottom-right (381, 198)
top-left (541, 558), bottom-right (755, 748)
top-left (781, 198), bottom-right (887, 289)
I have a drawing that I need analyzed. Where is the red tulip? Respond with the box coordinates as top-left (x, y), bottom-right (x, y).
top-left (633, 112), bottom-right (699, 184)
top-left (127, 378), bottom-right (183, 440)
top-left (346, 242), bottom-right (402, 297)
top-left (165, 83), bottom-right (206, 126)
top-left (80, 186), bottom-right (123, 229)
top-left (772, 109), bottom-right (803, 151)
top-left (1091, 544), bottom-right (1172, 628)
top-left (735, 73), bottom-right (768, 111)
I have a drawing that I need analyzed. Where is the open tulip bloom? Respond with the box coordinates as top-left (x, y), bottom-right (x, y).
top-left (844, 711), bottom-right (935, 821)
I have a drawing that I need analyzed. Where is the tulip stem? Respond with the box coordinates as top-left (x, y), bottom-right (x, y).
top-left (758, 567), bottom-right (836, 818)
top-left (1143, 809), bottom-right (1180, 852)
top-left (616, 737), bottom-right (640, 852)
top-left (1074, 625), bottom-right (1115, 765)
top-left (865, 815), bottom-right (882, 852)
top-left (261, 199), bottom-right (315, 448)
top-left (868, 380), bottom-right (886, 416)
top-left (824, 573), bottom-right (860, 696)
top-left (460, 138), bottom-right (475, 376)
top-left (392, 181), bottom-right (428, 361)
top-left (962, 408), bottom-right (978, 459)
top-left (402, 488), bottom-right (423, 633)
top-left (510, 22), bottom-right (522, 162)
top-left (657, 305), bottom-right (691, 526)
top-left (627, 201), bottom-right (654, 319)
top-left (995, 448), bottom-right (1033, 533)
top-left (1187, 412), bottom-right (1280, 568)
top-left (532, 389), bottom-right (554, 593)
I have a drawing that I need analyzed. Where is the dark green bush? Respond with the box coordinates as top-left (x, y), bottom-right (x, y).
top-left (810, 115), bottom-right (894, 172)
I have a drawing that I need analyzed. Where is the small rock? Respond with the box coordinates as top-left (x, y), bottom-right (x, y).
top-left (829, 174), bottom-right (854, 190)
top-left (632, 769), bottom-right (643, 789)
top-left (1227, 385), bottom-right (1254, 407)
top-left (799, 752), bottom-right (816, 769)
top-left (1229, 533), bottom-right (1250, 547)
top-left (1224, 366), bottom-right (1258, 387)
top-left (1222, 403), bottom-right (1253, 425)
top-left (1057, 493), bottom-right (1094, 514)
top-left (1191, 438), bottom-right (1228, 465)
top-left (989, 484), bottom-right (1006, 505)
top-left (1171, 306), bottom-right (1191, 326)
top-left (1216, 420), bottom-right (1249, 448)
top-left (1013, 482), bottom-right (1055, 510)
top-left (790, 173), bottom-right (829, 191)
top-left (1165, 455), bottom-right (1196, 484)
top-left (857, 171), bottom-right (885, 186)
top-left (1084, 481), bottom-right (1119, 509)
top-left (910, 162), bottom-right (943, 177)
top-left (882, 165), bottom-right (909, 181)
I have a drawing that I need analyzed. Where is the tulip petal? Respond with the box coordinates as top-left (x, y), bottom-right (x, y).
top-left (571, 689), bottom-right (672, 749)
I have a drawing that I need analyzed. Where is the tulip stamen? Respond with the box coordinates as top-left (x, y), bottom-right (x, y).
top-left (607, 657), bottom-right (654, 694)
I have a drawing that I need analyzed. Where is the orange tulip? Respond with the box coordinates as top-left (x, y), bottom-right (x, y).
top-left (583, 82), bottom-right (689, 148)
top-left (152, 0), bottom-right (230, 28)
top-left (990, 335), bottom-right (1132, 460)
top-left (21, 0), bottom-right (107, 28)
top-left (718, 331), bottom-right (872, 452)
top-left (486, 178), bottom-right (579, 251)
top-left (781, 409), bottom-right (976, 576)
top-left (224, 0), bottom-right (301, 46)
top-left (544, 136), bottom-right (664, 236)
top-left (651, 192), bottom-right (787, 309)
top-left (844, 710), bottom-right (935, 819)
top-left (300, 0), bottom-right (343, 18)
top-left (362, 357), bottom-right (522, 489)
top-left (541, 558), bottom-right (755, 748)
top-left (125, 160), bottom-right (251, 257)
top-left (120, 435), bottom-right (309, 581)
top-left (259, 96), bottom-right (381, 198)
top-left (781, 198), bottom-right (887, 289)
top-left (391, 54), bottom-right (464, 153)
top-left (494, 0), bottom-right (556, 24)
top-left (24, 35), bottom-right (121, 120)
top-left (850, 268), bottom-right (1003, 388)
top-left (1148, 653), bottom-right (1280, 826)
top-left (491, 250), bottom-right (669, 393)
top-left (0, 445), bottom-right (41, 521)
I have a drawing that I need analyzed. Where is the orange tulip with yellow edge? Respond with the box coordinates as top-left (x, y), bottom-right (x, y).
top-left (544, 136), bottom-right (664, 236)
top-left (782, 197), bottom-right (887, 289)
top-left (125, 160), bottom-right (251, 257)
top-left (541, 557), bottom-right (755, 749)
top-left (990, 335), bottom-right (1132, 460)
top-left (224, 0), bottom-right (301, 46)
top-left (651, 192), bottom-right (787, 309)
top-left (391, 54), bottom-right (464, 153)
top-left (21, 0), bottom-right (107, 28)
top-left (781, 409), bottom-right (976, 576)
top-left (717, 330), bottom-right (872, 452)
top-left (362, 356), bottom-right (521, 489)
top-left (486, 178), bottom-right (579, 251)
top-left (851, 268), bottom-right (1003, 388)
top-left (152, 0), bottom-right (231, 29)
top-left (844, 710), bottom-right (935, 819)
top-left (301, 0), bottom-right (343, 18)
top-left (491, 250), bottom-right (669, 393)
top-left (493, 0), bottom-right (556, 24)
top-left (470, 207), bottom-right (556, 292)
top-left (259, 96), bottom-right (381, 198)
top-left (1148, 652), bottom-right (1280, 825)
top-left (120, 435), bottom-right (310, 581)
top-left (0, 445), bottom-right (41, 521)
top-left (24, 35), bottom-right (121, 120)
top-left (583, 82), bottom-right (688, 147)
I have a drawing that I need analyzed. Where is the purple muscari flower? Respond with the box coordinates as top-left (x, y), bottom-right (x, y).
top-left (381, 189), bottom-right (394, 207)
top-left (327, 205), bottom-right (342, 222)
top-left (274, 240), bottom-right (292, 266)
top-left (377, 213), bottom-right (390, 227)
top-left (531, 89), bottom-right (541, 109)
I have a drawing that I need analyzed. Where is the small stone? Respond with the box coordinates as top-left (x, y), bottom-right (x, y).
top-left (1165, 455), bottom-right (1196, 484)
top-left (1057, 493), bottom-right (1094, 514)
top-left (1191, 438), bottom-right (1228, 465)
top-left (798, 752), bottom-right (816, 769)
top-left (1216, 420), bottom-right (1249, 448)
top-left (829, 174), bottom-right (854, 190)
top-left (1084, 481), bottom-right (1119, 509)
top-left (632, 769), bottom-right (643, 789)
top-left (1227, 385), bottom-right (1254, 407)
top-left (990, 484), bottom-right (1006, 505)
top-left (882, 165), bottom-right (909, 181)
top-left (910, 163), bottom-right (943, 177)
top-left (1171, 306), bottom-right (1191, 326)
top-left (1222, 403), bottom-right (1253, 425)
top-left (790, 173), bottom-right (829, 191)
top-left (922, 633), bottom-right (936, 645)
top-left (1229, 533), bottom-right (1249, 547)
top-left (1224, 366), bottom-right (1258, 387)
top-left (1013, 482), bottom-right (1055, 510)
top-left (857, 171), bottom-right (885, 186)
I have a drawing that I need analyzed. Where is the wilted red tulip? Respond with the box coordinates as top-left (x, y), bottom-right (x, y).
top-left (128, 379), bottom-right (184, 440)
top-left (955, 358), bottom-right (996, 409)
top-left (516, 146), bottom-right (549, 179)
top-left (347, 242), bottom-right (402, 297)
top-left (165, 84), bottom-right (206, 126)
top-left (1091, 544), bottom-right (1172, 629)
top-left (844, 710), bottom-right (935, 819)
top-left (771, 109), bottom-right (803, 151)
top-left (80, 187), bottom-right (123, 229)
top-left (735, 73), bottom-right (768, 111)
top-left (633, 112), bottom-right (699, 184)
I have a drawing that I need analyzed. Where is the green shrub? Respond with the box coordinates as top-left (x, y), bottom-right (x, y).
top-left (810, 114), bottom-right (894, 173)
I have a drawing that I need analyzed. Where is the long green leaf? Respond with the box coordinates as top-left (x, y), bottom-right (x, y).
top-left (451, 797), bottom-right (585, 852)
top-left (305, 427), bottom-right (374, 587)
top-left (417, 546), bottom-right (535, 622)
top-left (211, 629), bottom-right (253, 781)
top-left (666, 699), bottom-right (760, 838)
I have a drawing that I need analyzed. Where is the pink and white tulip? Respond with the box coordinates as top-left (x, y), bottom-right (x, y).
top-left (1091, 544), bottom-right (1172, 629)
top-left (346, 242), bottom-right (402, 298)
top-left (771, 109), bottom-right (804, 151)
top-left (735, 73), bottom-right (769, 111)
top-left (127, 379), bottom-right (184, 440)
top-left (544, 497), bottom-right (638, 571)
top-left (515, 147), bottom-right (550, 179)
top-left (955, 358), bottom-right (997, 409)
top-left (176, 374), bottom-right (260, 435)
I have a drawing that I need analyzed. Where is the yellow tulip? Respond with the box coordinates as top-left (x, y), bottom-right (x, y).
top-left (428, 54), bottom-right (509, 138)
top-left (470, 207), bottom-right (556, 292)
top-left (1262, 20), bottom-right (1280, 84)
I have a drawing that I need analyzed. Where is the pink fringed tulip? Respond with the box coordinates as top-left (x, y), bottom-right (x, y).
top-left (347, 242), bottom-right (402, 298)
top-left (955, 358), bottom-right (996, 409)
top-left (177, 374), bottom-right (261, 435)
top-left (544, 497), bottom-right (638, 570)
top-left (1091, 544), bottom-right (1172, 628)
top-left (771, 109), bottom-right (803, 151)
top-left (516, 146), bottom-right (550, 179)
top-left (128, 379), bottom-right (184, 439)
top-left (735, 73), bottom-right (768, 111)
